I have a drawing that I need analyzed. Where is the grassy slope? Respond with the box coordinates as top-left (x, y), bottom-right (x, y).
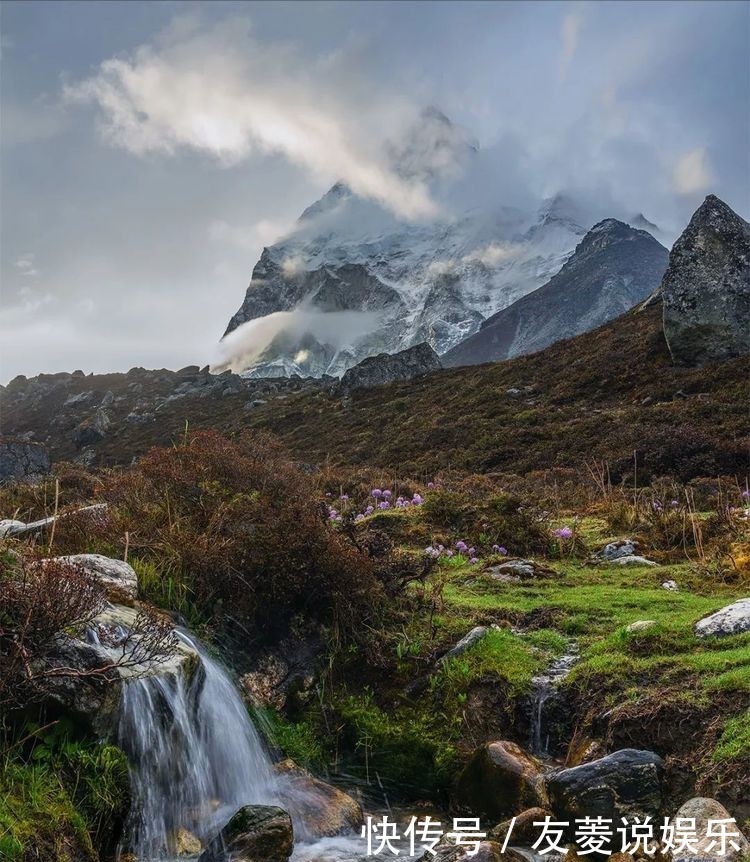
top-left (1, 302), bottom-right (747, 480)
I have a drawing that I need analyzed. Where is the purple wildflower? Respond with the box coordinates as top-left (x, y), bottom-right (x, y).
top-left (365, 505), bottom-right (374, 515)
top-left (553, 527), bottom-right (573, 539)
top-left (412, 493), bottom-right (423, 505)
top-left (340, 493), bottom-right (349, 501)
top-left (372, 488), bottom-right (382, 499)
top-left (469, 557), bottom-right (479, 565)
top-left (456, 540), bottom-right (468, 553)
top-left (497, 546), bottom-right (508, 556)
top-left (383, 490), bottom-right (392, 499)
top-left (468, 547), bottom-right (476, 556)
top-left (354, 514), bottom-right (364, 522)
top-left (670, 499), bottom-right (679, 508)
top-left (379, 501), bottom-right (390, 510)
top-left (743, 490), bottom-right (750, 500)
top-left (427, 482), bottom-right (435, 489)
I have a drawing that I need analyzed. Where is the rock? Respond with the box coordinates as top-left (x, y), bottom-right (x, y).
top-left (171, 827), bottom-right (203, 856)
top-left (671, 797), bottom-right (749, 862)
top-left (199, 804), bottom-right (293, 862)
top-left (273, 759), bottom-right (363, 839)
top-left (547, 749), bottom-right (664, 826)
top-left (444, 218), bottom-right (668, 367)
top-left (53, 554), bottom-right (138, 602)
top-left (0, 503), bottom-right (108, 538)
top-left (420, 840), bottom-right (505, 862)
top-left (489, 807), bottom-right (552, 845)
top-left (0, 437), bottom-right (51, 484)
top-left (72, 409), bottom-right (111, 447)
top-left (625, 620), bottom-right (657, 633)
top-left (45, 603), bottom-right (198, 736)
top-left (610, 555), bottom-right (658, 567)
top-left (661, 579), bottom-right (679, 591)
top-left (694, 599), bottom-right (750, 638)
top-left (661, 195), bottom-right (750, 366)
top-left (339, 342), bottom-right (441, 392)
top-left (485, 559), bottom-right (555, 581)
top-left (453, 741), bottom-right (549, 822)
top-left (441, 626), bottom-right (489, 661)
top-left (63, 391), bottom-right (94, 407)
top-left (0, 519), bottom-right (27, 537)
top-left (592, 539), bottom-right (638, 562)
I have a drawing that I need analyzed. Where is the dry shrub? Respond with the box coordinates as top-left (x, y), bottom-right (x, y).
top-left (94, 431), bottom-right (385, 642)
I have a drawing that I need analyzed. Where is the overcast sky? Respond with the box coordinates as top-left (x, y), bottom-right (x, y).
top-left (1, 0), bottom-right (748, 382)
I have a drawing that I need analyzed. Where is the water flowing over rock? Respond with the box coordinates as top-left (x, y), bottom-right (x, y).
top-left (661, 195), bottom-right (750, 366)
top-left (199, 804), bottom-right (294, 862)
top-left (117, 632), bottom-right (277, 859)
top-left (339, 342), bottom-right (441, 392)
top-left (527, 645), bottom-right (578, 757)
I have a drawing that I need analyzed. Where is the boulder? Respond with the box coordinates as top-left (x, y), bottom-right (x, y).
top-left (610, 556), bottom-right (658, 567)
top-left (53, 554), bottom-right (138, 602)
top-left (485, 559), bottom-right (555, 581)
top-left (339, 342), bottom-right (441, 392)
top-left (72, 408), bottom-right (111, 448)
top-left (199, 805), bottom-right (293, 862)
top-left (419, 838), bottom-right (505, 862)
top-left (0, 519), bottom-right (27, 537)
top-left (453, 741), bottom-right (549, 822)
top-left (441, 626), bottom-right (489, 661)
top-left (661, 195), bottom-right (750, 366)
top-left (273, 759), bottom-right (363, 839)
top-left (694, 599), bottom-right (750, 638)
top-left (0, 438), bottom-right (50, 484)
top-left (625, 620), bottom-right (657, 633)
top-left (591, 540), bottom-right (638, 562)
top-left (661, 579), bottom-right (679, 591)
top-left (671, 797), bottom-right (749, 862)
top-left (547, 749), bottom-right (664, 825)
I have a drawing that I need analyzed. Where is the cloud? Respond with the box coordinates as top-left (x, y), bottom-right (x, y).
top-left (672, 147), bottom-right (713, 195)
top-left (212, 307), bottom-right (381, 373)
top-left (208, 218), bottom-right (289, 252)
top-left (64, 16), bottom-right (449, 220)
top-left (14, 253), bottom-right (39, 278)
top-left (559, 5), bottom-right (585, 82)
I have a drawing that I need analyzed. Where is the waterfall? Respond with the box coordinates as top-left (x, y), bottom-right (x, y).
top-left (527, 644), bottom-right (578, 758)
top-left (117, 632), bottom-right (276, 860)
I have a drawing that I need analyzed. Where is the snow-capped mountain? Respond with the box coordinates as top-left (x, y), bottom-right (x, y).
top-left (219, 113), bottom-right (653, 378)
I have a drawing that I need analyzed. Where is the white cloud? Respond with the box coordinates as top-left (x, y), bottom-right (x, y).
top-left (14, 253), bottom-right (39, 278)
top-left (208, 218), bottom-right (289, 251)
top-left (672, 147), bottom-right (713, 195)
top-left (281, 255), bottom-right (306, 277)
top-left (64, 16), bottom-right (445, 220)
top-left (559, 5), bottom-right (585, 83)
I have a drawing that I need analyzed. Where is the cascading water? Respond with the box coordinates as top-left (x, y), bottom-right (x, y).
top-left (527, 644), bottom-right (578, 758)
top-left (117, 632), bottom-right (277, 860)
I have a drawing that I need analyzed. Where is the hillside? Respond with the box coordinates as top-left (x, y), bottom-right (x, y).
top-left (2, 298), bottom-right (747, 482)
top-left (443, 218), bottom-right (668, 367)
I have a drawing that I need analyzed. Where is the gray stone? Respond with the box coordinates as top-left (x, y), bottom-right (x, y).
top-left (54, 554), bottom-right (138, 602)
top-left (0, 503), bottom-right (108, 538)
top-left (71, 408), bottom-right (111, 447)
top-left (610, 555), bottom-right (658, 567)
top-left (199, 804), bottom-right (293, 862)
top-left (441, 626), bottom-right (489, 661)
top-left (339, 342), bottom-right (441, 392)
top-left (0, 438), bottom-right (51, 484)
top-left (694, 599), bottom-right (750, 638)
top-left (626, 620), bottom-right (657, 633)
top-left (662, 195), bottom-right (750, 366)
top-left (592, 539), bottom-right (638, 562)
top-left (671, 797), bottom-right (749, 862)
top-left (547, 748), bottom-right (664, 826)
top-left (662, 579), bottom-right (679, 591)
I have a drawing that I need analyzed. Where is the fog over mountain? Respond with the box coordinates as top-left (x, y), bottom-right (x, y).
top-left (1, 1), bottom-right (748, 380)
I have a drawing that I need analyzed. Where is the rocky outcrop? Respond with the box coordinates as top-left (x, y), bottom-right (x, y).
top-left (661, 195), bottom-right (750, 366)
top-left (485, 559), bottom-right (556, 581)
top-left (547, 749), bottom-right (664, 825)
top-left (694, 599), bottom-right (750, 638)
top-left (0, 437), bottom-right (50, 484)
top-left (72, 408), bottom-right (111, 447)
top-left (339, 342), bottom-right (441, 392)
top-left (199, 805), bottom-right (293, 862)
top-left (441, 626), bottom-right (489, 661)
top-left (670, 797), bottom-right (749, 862)
top-left (53, 554), bottom-right (138, 602)
top-left (453, 741), bottom-right (549, 822)
top-left (273, 759), bottom-right (363, 839)
top-left (443, 219), bottom-right (668, 367)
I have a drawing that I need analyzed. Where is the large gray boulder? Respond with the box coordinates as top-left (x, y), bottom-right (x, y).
top-left (339, 342), bottom-right (441, 392)
top-left (0, 437), bottom-right (50, 484)
top-left (547, 748), bottom-right (664, 824)
top-left (453, 740), bottom-right (549, 822)
top-left (671, 797), bottom-right (749, 862)
top-left (54, 554), bottom-right (138, 602)
top-left (694, 599), bottom-right (750, 638)
top-left (661, 195), bottom-right (750, 366)
top-left (199, 805), bottom-right (293, 862)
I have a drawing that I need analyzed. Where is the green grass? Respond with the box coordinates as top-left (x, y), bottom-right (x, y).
top-left (713, 710), bottom-right (750, 761)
